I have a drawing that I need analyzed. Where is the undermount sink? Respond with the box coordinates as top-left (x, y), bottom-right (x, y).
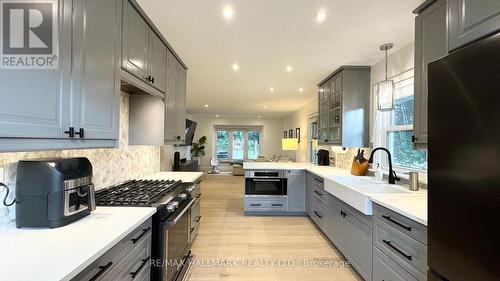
top-left (324, 176), bottom-right (425, 215)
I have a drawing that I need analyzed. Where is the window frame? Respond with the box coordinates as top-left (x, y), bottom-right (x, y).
top-left (372, 69), bottom-right (428, 174)
top-left (214, 126), bottom-right (262, 161)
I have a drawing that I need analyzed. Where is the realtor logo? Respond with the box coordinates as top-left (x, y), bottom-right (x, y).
top-left (0, 0), bottom-right (58, 69)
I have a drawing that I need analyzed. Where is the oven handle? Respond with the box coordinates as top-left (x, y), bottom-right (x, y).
top-left (252, 179), bottom-right (281, 182)
top-left (167, 198), bottom-right (196, 226)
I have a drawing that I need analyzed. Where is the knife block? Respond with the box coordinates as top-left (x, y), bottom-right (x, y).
top-left (351, 157), bottom-right (369, 176)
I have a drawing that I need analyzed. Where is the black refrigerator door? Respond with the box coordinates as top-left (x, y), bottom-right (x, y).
top-left (428, 32), bottom-right (500, 281)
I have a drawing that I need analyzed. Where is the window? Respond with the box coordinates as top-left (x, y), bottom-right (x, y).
top-left (215, 127), bottom-right (261, 161)
top-left (372, 69), bottom-right (428, 171)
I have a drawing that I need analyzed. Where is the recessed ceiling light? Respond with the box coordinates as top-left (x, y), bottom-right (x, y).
top-left (316, 10), bottom-right (327, 23)
top-left (299, 87), bottom-right (304, 92)
top-left (286, 65), bottom-right (293, 72)
top-left (270, 87), bottom-right (274, 92)
top-left (216, 114), bottom-right (219, 118)
top-left (222, 5), bottom-right (235, 21)
top-left (258, 115), bottom-right (261, 119)
top-left (264, 105), bottom-right (268, 109)
top-left (204, 104), bottom-right (209, 108)
top-left (232, 63), bottom-right (239, 71)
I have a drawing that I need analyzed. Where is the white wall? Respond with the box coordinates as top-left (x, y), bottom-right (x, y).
top-left (191, 115), bottom-right (284, 170)
top-left (282, 98), bottom-right (318, 162)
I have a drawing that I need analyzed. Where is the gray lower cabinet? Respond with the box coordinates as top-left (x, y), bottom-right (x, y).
top-left (327, 201), bottom-right (346, 254)
top-left (244, 196), bottom-right (288, 212)
top-left (373, 247), bottom-right (418, 281)
top-left (72, 0), bottom-right (121, 140)
top-left (72, 219), bottom-right (152, 281)
top-left (373, 203), bottom-right (428, 281)
top-left (287, 170), bottom-right (306, 213)
top-left (164, 49), bottom-right (187, 143)
top-left (448, 0), bottom-right (500, 51)
top-left (413, 0), bottom-right (447, 147)
top-left (345, 214), bottom-right (373, 281)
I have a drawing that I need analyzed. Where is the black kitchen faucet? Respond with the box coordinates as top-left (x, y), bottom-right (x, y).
top-left (368, 147), bottom-right (400, 184)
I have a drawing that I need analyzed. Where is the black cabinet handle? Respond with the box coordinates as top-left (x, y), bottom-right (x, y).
top-left (176, 135), bottom-right (181, 140)
top-left (74, 128), bottom-right (84, 138)
top-left (151, 77), bottom-right (155, 84)
top-left (89, 261), bottom-right (113, 281)
top-left (64, 127), bottom-right (75, 138)
top-left (412, 135), bottom-right (417, 142)
top-left (145, 75), bottom-right (152, 82)
top-left (130, 256), bottom-right (150, 279)
top-left (271, 204), bottom-right (283, 207)
top-left (382, 239), bottom-right (412, 261)
top-left (314, 190), bottom-right (323, 196)
top-left (250, 204), bottom-right (261, 207)
top-left (131, 227), bottom-right (151, 244)
top-left (313, 177), bottom-right (323, 183)
top-left (195, 216), bottom-right (201, 223)
top-left (382, 215), bottom-right (412, 231)
top-left (314, 211), bottom-right (322, 219)
top-left (191, 227), bottom-right (195, 233)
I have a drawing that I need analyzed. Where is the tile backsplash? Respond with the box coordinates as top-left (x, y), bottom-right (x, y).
top-left (0, 93), bottom-right (161, 225)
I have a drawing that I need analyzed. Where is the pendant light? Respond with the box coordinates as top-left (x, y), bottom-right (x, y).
top-left (377, 43), bottom-right (395, 111)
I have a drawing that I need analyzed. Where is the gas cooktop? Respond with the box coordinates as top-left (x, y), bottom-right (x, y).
top-left (95, 179), bottom-right (182, 206)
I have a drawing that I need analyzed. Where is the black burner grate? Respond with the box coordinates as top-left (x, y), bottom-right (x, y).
top-left (95, 180), bottom-right (182, 206)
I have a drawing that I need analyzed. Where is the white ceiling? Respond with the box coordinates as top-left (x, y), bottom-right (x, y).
top-left (137, 0), bottom-right (423, 117)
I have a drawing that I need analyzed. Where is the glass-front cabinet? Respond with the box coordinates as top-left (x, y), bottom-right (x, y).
top-left (317, 66), bottom-right (371, 147)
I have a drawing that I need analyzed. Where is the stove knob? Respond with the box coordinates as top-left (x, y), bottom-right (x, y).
top-left (171, 201), bottom-right (179, 207)
top-left (186, 186), bottom-right (195, 192)
top-left (178, 193), bottom-right (188, 199)
top-left (166, 204), bottom-right (176, 212)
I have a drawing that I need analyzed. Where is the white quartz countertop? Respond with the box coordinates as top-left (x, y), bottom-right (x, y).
top-left (243, 162), bottom-right (427, 225)
top-left (0, 207), bottom-right (156, 281)
top-left (370, 195), bottom-right (428, 226)
top-left (141, 171), bottom-right (203, 183)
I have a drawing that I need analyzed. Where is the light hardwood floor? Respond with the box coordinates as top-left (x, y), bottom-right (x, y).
top-left (187, 174), bottom-right (362, 281)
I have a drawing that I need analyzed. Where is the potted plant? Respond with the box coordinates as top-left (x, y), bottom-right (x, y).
top-left (191, 136), bottom-right (207, 169)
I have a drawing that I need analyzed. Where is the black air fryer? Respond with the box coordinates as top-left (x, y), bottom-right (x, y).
top-left (15, 157), bottom-right (96, 228)
top-left (317, 149), bottom-right (330, 166)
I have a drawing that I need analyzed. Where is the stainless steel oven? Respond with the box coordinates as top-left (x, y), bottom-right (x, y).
top-left (158, 198), bottom-right (196, 281)
top-left (245, 170), bottom-right (287, 196)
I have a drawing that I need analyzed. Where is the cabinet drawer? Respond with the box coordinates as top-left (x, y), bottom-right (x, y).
top-left (245, 196), bottom-right (287, 211)
top-left (373, 247), bottom-right (418, 281)
top-left (374, 203), bottom-right (427, 245)
top-left (103, 232), bottom-right (152, 281)
top-left (310, 200), bottom-right (328, 230)
top-left (312, 185), bottom-right (329, 206)
top-left (72, 218), bottom-right (152, 281)
top-left (307, 173), bottom-right (324, 189)
top-left (374, 218), bottom-right (427, 280)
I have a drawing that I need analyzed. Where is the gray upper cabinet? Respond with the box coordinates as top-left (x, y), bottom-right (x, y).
top-left (164, 50), bottom-right (187, 143)
top-left (413, 0), bottom-right (447, 147)
top-left (448, 0), bottom-right (500, 51)
top-left (72, 0), bottom-right (121, 140)
top-left (122, 0), bottom-right (149, 81)
top-left (148, 33), bottom-right (167, 92)
top-left (121, 0), bottom-right (167, 94)
top-left (317, 66), bottom-right (370, 147)
top-left (287, 170), bottom-right (306, 213)
top-left (0, 0), bottom-right (120, 151)
top-left (0, 0), bottom-right (71, 140)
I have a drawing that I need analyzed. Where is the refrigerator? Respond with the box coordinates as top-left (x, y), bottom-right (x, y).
top-left (428, 32), bottom-right (500, 280)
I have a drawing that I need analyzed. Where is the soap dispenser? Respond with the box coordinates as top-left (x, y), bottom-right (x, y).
top-left (375, 163), bottom-right (384, 181)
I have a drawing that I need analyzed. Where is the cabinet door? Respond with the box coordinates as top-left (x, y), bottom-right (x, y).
top-left (448, 0), bottom-right (500, 51)
top-left (0, 0), bottom-right (71, 139)
top-left (413, 0), bottom-right (447, 147)
top-left (287, 170), bottom-right (306, 212)
top-left (122, 0), bottom-right (149, 80)
top-left (72, 0), bottom-right (120, 140)
top-left (345, 214), bottom-right (373, 281)
top-left (176, 62), bottom-right (187, 141)
top-left (373, 247), bottom-right (418, 281)
top-left (164, 50), bottom-right (179, 142)
top-left (328, 202), bottom-right (346, 254)
top-left (148, 32), bottom-right (167, 93)
top-left (306, 174), bottom-right (314, 217)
